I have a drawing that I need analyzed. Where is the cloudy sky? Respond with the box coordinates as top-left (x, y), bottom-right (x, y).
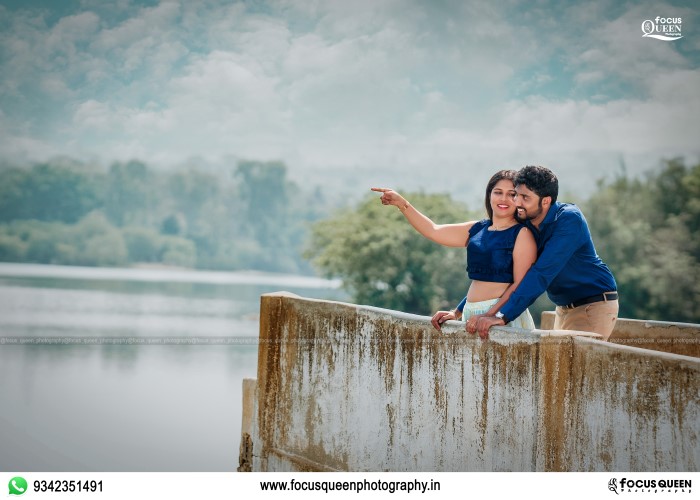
top-left (0, 0), bottom-right (698, 198)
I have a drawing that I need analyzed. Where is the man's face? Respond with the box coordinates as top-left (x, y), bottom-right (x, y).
top-left (514, 184), bottom-right (544, 222)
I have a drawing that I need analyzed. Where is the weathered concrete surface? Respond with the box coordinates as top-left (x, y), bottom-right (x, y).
top-left (541, 311), bottom-right (700, 357)
top-left (240, 293), bottom-right (700, 472)
top-left (556, 338), bottom-right (699, 471)
top-left (237, 378), bottom-right (256, 472)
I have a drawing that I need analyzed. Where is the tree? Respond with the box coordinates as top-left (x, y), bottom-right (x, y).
top-left (0, 233), bottom-right (27, 262)
top-left (233, 160), bottom-right (309, 272)
top-left (234, 160), bottom-right (289, 246)
top-left (0, 157), bottom-right (326, 273)
top-left (160, 236), bottom-right (197, 268)
top-left (0, 162), bottom-right (103, 223)
top-left (585, 160), bottom-right (700, 323)
top-left (161, 213), bottom-right (186, 236)
top-left (73, 211), bottom-right (128, 267)
top-left (104, 160), bottom-right (153, 227)
top-left (123, 227), bottom-right (162, 262)
top-left (306, 192), bottom-right (476, 315)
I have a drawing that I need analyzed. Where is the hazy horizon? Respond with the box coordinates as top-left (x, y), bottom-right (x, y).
top-left (1, 0), bottom-right (699, 201)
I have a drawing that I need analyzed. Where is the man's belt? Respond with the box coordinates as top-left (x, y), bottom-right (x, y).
top-left (563, 291), bottom-right (618, 309)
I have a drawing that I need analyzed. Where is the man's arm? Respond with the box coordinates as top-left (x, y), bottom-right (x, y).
top-left (498, 210), bottom-right (586, 322)
top-left (467, 228), bottom-right (537, 338)
top-left (478, 227), bottom-right (537, 317)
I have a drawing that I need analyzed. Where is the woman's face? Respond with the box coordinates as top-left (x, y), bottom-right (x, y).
top-left (489, 179), bottom-right (517, 217)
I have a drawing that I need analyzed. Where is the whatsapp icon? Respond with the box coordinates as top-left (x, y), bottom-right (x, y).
top-left (8, 477), bottom-right (28, 496)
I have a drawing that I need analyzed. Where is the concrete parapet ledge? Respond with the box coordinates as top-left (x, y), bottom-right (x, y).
top-left (541, 310), bottom-right (700, 357)
top-left (240, 293), bottom-right (699, 472)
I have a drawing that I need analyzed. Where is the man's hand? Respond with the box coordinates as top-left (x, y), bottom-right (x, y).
top-left (465, 313), bottom-right (486, 334)
top-left (474, 316), bottom-right (505, 339)
top-left (431, 310), bottom-right (457, 331)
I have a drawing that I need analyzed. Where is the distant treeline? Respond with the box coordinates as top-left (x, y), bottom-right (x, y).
top-left (0, 159), bottom-right (328, 273)
top-left (1, 157), bottom-right (698, 323)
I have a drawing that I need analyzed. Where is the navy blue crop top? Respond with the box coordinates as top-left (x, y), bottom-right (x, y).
top-left (466, 219), bottom-right (525, 283)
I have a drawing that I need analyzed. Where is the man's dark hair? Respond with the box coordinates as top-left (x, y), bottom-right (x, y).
top-left (515, 166), bottom-right (558, 204)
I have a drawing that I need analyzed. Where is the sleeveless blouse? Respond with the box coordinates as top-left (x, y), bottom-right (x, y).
top-left (466, 219), bottom-right (525, 283)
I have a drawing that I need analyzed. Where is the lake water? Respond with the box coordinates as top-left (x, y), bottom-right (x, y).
top-left (0, 263), bottom-right (345, 472)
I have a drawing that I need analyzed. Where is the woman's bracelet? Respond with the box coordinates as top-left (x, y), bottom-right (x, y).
top-left (399, 201), bottom-right (410, 212)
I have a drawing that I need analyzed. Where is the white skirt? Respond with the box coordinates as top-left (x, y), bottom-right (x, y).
top-left (462, 298), bottom-right (535, 330)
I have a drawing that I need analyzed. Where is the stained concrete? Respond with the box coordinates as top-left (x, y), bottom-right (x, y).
top-left (541, 311), bottom-right (700, 358)
top-left (240, 293), bottom-right (699, 472)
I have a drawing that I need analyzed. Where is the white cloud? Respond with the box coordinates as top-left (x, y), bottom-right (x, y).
top-left (73, 99), bottom-right (115, 130)
top-left (167, 49), bottom-right (284, 124)
top-left (0, 110), bottom-right (61, 160)
top-left (48, 11), bottom-right (100, 44)
top-left (563, 1), bottom-right (694, 94)
top-left (0, 0), bottom-right (697, 198)
top-left (91, 1), bottom-right (180, 52)
top-left (40, 76), bottom-right (75, 98)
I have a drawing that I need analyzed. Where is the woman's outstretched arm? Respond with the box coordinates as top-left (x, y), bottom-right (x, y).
top-left (371, 187), bottom-right (474, 248)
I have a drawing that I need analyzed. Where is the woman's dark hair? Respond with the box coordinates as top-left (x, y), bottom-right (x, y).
top-left (485, 170), bottom-right (517, 220)
top-left (515, 166), bottom-right (558, 204)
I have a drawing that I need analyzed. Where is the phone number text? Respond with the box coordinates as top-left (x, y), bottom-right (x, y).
top-left (34, 480), bottom-right (103, 493)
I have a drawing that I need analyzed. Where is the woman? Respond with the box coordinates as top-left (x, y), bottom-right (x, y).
top-left (371, 170), bottom-right (536, 334)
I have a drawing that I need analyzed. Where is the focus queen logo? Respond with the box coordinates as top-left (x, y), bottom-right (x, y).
top-left (641, 17), bottom-right (683, 41)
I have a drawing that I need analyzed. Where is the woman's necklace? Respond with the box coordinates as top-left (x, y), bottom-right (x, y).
top-left (490, 220), bottom-right (517, 231)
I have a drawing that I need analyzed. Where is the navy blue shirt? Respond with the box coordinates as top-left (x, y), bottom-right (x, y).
top-left (498, 202), bottom-right (616, 321)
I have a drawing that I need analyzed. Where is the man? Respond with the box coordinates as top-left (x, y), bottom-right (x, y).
top-left (462, 166), bottom-right (619, 340)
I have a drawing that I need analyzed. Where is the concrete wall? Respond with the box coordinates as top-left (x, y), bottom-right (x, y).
top-left (541, 311), bottom-right (700, 358)
top-left (239, 293), bottom-right (699, 472)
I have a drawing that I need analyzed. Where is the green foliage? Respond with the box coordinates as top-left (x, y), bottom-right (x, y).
top-left (123, 227), bottom-right (163, 262)
top-left (306, 159), bottom-right (699, 323)
top-left (160, 236), bottom-right (197, 268)
top-left (161, 214), bottom-right (186, 235)
top-left (235, 160), bottom-right (288, 232)
top-left (0, 213), bottom-right (126, 267)
top-left (0, 158), bottom-right (322, 273)
top-left (307, 192), bottom-right (476, 315)
top-left (122, 226), bottom-right (197, 267)
top-left (1, 220), bottom-right (70, 264)
top-left (0, 234), bottom-right (27, 261)
top-left (104, 160), bottom-right (154, 227)
top-left (0, 162), bottom-right (102, 223)
top-left (3, 155), bottom-right (697, 325)
top-left (585, 159), bottom-right (700, 323)
top-left (26, 234), bottom-right (60, 263)
top-left (81, 231), bottom-right (128, 267)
